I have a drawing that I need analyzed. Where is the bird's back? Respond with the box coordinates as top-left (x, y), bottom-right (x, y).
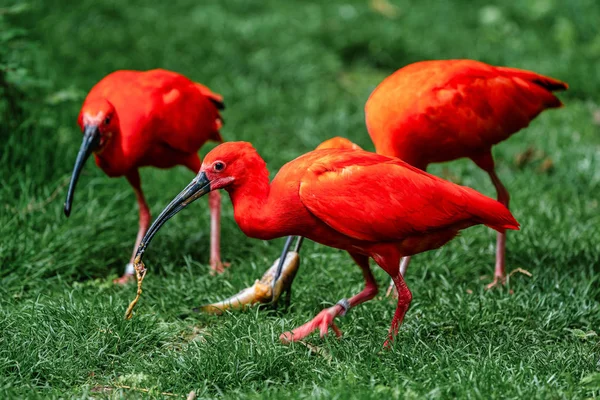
top-left (288, 149), bottom-right (519, 247)
top-left (83, 69), bottom-right (223, 170)
top-left (365, 60), bottom-right (567, 167)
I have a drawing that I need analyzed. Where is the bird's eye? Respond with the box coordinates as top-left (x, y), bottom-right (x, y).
top-left (104, 116), bottom-right (111, 125)
top-left (213, 162), bottom-right (225, 172)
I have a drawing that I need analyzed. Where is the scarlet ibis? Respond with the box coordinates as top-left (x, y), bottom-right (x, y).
top-left (64, 69), bottom-right (227, 283)
top-left (134, 141), bottom-right (519, 345)
top-left (364, 59), bottom-right (567, 289)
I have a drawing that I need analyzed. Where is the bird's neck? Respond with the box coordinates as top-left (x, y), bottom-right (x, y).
top-left (226, 164), bottom-right (277, 240)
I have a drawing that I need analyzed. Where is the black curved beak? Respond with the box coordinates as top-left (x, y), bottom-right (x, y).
top-left (134, 172), bottom-right (212, 260)
top-left (64, 125), bottom-right (101, 217)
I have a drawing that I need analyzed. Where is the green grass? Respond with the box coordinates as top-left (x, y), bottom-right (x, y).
top-left (2, 0), bottom-right (600, 398)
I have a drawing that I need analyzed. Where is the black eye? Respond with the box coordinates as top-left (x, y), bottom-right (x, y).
top-left (214, 162), bottom-right (225, 172)
top-left (104, 116), bottom-right (111, 125)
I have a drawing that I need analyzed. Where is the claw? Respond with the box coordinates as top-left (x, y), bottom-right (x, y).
top-left (280, 305), bottom-right (344, 344)
top-left (209, 260), bottom-right (231, 276)
top-left (486, 268), bottom-right (532, 290)
top-left (485, 275), bottom-right (506, 290)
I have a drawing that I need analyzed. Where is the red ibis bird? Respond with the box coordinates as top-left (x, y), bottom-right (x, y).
top-left (364, 59), bottom-right (567, 289)
top-left (133, 141), bottom-right (519, 345)
top-left (64, 69), bottom-right (227, 283)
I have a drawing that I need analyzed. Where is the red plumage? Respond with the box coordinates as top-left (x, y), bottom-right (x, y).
top-left (366, 59), bottom-right (567, 168)
top-left (140, 141), bottom-right (519, 345)
top-left (365, 59), bottom-right (567, 288)
top-left (65, 69), bottom-right (227, 282)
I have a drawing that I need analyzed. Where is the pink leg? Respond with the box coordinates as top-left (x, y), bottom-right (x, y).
top-left (472, 152), bottom-right (521, 289)
top-left (487, 168), bottom-right (510, 288)
top-left (208, 190), bottom-right (228, 274)
top-left (368, 248), bottom-right (412, 347)
top-left (280, 253), bottom-right (378, 343)
top-left (115, 170), bottom-right (151, 284)
top-left (384, 271), bottom-right (413, 348)
top-left (385, 256), bottom-right (412, 297)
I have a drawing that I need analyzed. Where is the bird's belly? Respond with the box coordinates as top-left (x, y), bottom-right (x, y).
top-left (300, 224), bottom-right (376, 256)
top-left (138, 145), bottom-right (191, 170)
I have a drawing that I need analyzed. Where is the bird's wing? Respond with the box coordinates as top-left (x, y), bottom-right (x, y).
top-left (366, 60), bottom-right (566, 159)
top-left (298, 150), bottom-right (483, 242)
top-left (418, 61), bottom-right (567, 148)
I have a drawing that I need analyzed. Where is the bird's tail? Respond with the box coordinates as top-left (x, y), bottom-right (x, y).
top-left (462, 187), bottom-right (520, 232)
top-left (496, 66), bottom-right (568, 108)
top-left (195, 82), bottom-right (225, 142)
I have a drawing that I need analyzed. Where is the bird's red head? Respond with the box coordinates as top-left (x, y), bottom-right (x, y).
top-left (77, 98), bottom-right (119, 153)
top-left (200, 141), bottom-right (264, 191)
top-left (133, 142), bottom-right (266, 259)
top-left (64, 99), bottom-right (120, 217)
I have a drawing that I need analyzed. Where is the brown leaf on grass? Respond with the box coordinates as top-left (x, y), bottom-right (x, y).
top-left (514, 147), bottom-right (536, 167)
top-left (537, 158), bottom-right (554, 174)
top-left (369, 0), bottom-right (401, 19)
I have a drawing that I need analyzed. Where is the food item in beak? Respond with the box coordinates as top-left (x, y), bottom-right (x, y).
top-left (199, 250), bottom-right (300, 315)
top-left (124, 256), bottom-right (147, 320)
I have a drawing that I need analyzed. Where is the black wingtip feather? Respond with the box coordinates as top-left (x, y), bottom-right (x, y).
top-left (209, 98), bottom-right (225, 110)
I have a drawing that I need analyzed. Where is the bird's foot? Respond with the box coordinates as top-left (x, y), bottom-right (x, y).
top-left (383, 336), bottom-right (395, 349)
top-left (385, 280), bottom-right (398, 299)
top-left (280, 306), bottom-right (344, 344)
top-left (485, 274), bottom-right (505, 290)
top-left (485, 268), bottom-right (532, 290)
top-left (209, 260), bottom-right (231, 275)
top-left (113, 273), bottom-right (135, 285)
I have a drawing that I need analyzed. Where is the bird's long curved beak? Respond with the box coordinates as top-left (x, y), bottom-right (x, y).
top-left (64, 125), bottom-right (101, 217)
top-left (135, 172), bottom-right (212, 260)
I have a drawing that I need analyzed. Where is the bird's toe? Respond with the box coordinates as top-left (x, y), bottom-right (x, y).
top-left (209, 260), bottom-right (230, 275)
top-left (484, 275), bottom-right (506, 290)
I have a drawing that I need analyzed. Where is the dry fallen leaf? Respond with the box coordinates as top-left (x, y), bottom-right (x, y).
top-left (369, 0), bottom-right (401, 19)
top-left (514, 146), bottom-right (536, 167)
top-left (537, 157), bottom-right (554, 173)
